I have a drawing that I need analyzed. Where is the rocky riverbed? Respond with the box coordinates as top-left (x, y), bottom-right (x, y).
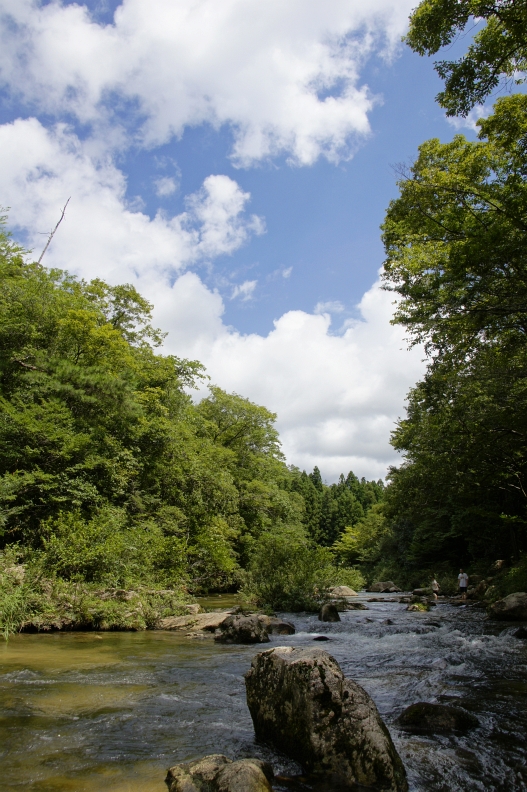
top-left (1, 593), bottom-right (526, 791)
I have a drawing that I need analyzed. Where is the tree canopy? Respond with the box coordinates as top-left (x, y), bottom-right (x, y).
top-left (381, 92), bottom-right (527, 569)
top-left (406, 0), bottom-right (527, 116)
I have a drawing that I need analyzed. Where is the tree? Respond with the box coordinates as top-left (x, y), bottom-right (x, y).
top-left (382, 93), bottom-right (527, 362)
top-left (406, 0), bottom-right (527, 116)
top-left (381, 96), bottom-right (527, 566)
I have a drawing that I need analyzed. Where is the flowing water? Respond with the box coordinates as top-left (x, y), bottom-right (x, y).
top-left (1, 594), bottom-right (527, 792)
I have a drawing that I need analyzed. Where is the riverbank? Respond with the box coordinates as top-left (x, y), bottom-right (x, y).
top-left (1, 593), bottom-right (526, 791)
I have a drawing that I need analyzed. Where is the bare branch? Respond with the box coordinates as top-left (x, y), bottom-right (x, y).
top-left (37, 198), bottom-right (71, 265)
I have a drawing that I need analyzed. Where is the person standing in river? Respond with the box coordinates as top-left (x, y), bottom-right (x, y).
top-left (458, 569), bottom-right (469, 600)
top-left (431, 576), bottom-right (440, 600)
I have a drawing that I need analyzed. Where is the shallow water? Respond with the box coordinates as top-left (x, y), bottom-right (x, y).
top-left (1, 596), bottom-right (527, 791)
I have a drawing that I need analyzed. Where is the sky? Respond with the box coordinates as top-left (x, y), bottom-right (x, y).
top-left (0, 0), bottom-right (483, 481)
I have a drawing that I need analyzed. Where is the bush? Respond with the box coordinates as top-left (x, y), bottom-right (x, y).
top-left (242, 528), bottom-right (338, 611)
top-left (40, 508), bottom-right (187, 587)
top-left (500, 555), bottom-right (527, 597)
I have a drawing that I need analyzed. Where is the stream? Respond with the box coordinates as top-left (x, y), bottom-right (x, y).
top-left (1, 593), bottom-right (526, 791)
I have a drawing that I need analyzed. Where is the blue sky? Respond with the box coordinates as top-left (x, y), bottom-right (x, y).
top-left (0, 0), bottom-right (483, 480)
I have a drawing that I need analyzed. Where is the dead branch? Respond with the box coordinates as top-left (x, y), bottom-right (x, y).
top-left (37, 198), bottom-right (71, 264)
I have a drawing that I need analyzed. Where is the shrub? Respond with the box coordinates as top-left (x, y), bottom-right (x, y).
top-left (241, 528), bottom-right (337, 611)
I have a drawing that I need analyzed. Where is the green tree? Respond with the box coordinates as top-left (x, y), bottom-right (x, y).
top-left (381, 96), bottom-right (527, 566)
top-left (406, 0), bottom-right (527, 116)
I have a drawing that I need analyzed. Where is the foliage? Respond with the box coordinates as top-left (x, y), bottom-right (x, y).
top-left (499, 554), bottom-right (527, 596)
top-left (332, 504), bottom-right (389, 566)
top-left (289, 467), bottom-right (383, 546)
top-left (381, 95), bottom-right (527, 569)
top-left (406, 0), bottom-right (527, 116)
top-left (241, 528), bottom-right (338, 612)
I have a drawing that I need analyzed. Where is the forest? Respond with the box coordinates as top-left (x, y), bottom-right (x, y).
top-left (2, 0), bottom-right (527, 633)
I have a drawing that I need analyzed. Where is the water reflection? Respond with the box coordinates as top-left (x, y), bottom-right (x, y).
top-left (1, 597), bottom-right (526, 791)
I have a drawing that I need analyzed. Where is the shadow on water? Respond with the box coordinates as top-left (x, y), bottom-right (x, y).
top-left (1, 595), bottom-right (527, 791)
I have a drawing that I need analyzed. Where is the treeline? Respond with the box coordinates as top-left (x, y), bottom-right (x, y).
top-left (0, 223), bottom-right (381, 613)
top-left (377, 0), bottom-right (527, 587)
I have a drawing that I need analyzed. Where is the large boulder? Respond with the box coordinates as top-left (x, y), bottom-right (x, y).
top-left (318, 603), bottom-right (340, 622)
top-left (214, 614), bottom-right (270, 643)
top-left (159, 611), bottom-right (233, 632)
top-left (488, 592), bottom-right (527, 621)
top-left (165, 754), bottom-right (273, 792)
top-left (398, 703), bottom-right (479, 732)
top-left (367, 581), bottom-right (402, 593)
top-left (330, 585), bottom-right (358, 597)
top-left (245, 647), bottom-right (408, 791)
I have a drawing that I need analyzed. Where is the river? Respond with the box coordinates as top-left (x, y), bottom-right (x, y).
top-left (1, 593), bottom-right (526, 791)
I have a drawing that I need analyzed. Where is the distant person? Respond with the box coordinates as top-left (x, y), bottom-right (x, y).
top-left (458, 569), bottom-right (469, 600)
top-left (431, 577), bottom-right (440, 600)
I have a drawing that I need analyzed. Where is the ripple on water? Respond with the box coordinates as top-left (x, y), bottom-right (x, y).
top-left (0, 599), bottom-right (526, 791)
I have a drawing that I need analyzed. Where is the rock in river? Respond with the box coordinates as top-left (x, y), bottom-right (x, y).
top-left (214, 614), bottom-right (270, 644)
top-left (367, 581), bottom-right (402, 593)
top-left (398, 702), bottom-right (479, 732)
top-left (330, 585), bottom-right (358, 597)
top-left (489, 592), bottom-right (527, 621)
top-left (318, 603), bottom-right (340, 622)
top-left (166, 754), bottom-right (273, 792)
top-left (245, 646), bottom-right (408, 792)
top-left (260, 616), bottom-right (295, 635)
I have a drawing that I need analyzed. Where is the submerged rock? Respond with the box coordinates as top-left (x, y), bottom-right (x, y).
top-left (398, 702), bottom-right (479, 732)
top-left (214, 614), bottom-right (270, 644)
top-left (513, 626), bottom-right (527, 639)
top-left (318, 603), bottom-right (340, 622)
top-left (165, 754), bottom-right (273, 792)
top-left (312, 635), bottom-right (331, 641)
top-left (245, 646), bottom-right (408, 791)
top-left (489, 592), bottom-right (527, 621)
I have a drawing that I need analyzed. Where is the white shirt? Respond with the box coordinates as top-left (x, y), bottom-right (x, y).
top-left (458, 573), bottom-right (469, 587)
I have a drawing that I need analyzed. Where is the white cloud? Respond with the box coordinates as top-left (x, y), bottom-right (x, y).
top-left (0, 0), bottom-right (415, 165)
top-left (231, 280), bottom-right (257, 301)
top-left (155, 272), bottom-right (424, 481)
top-left (314, 300), bottom-right (345, 315)
top-left (0, 113), bottom-right (424, 480)
top-left (446, 105), bottom-right (491, 133)
top-left (0, 118), bottom-right (263, 285)
top-left (282, 267), bottom-right (292, 279)
top-left (154, 176), bottom-right (178, 197)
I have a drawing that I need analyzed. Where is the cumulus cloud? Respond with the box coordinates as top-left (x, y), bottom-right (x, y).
top-left (0, 0), bottom-right (415, 165)
top-left (314, 300), bottom-right (345, 315)
top-left (0, 113), bottom-right (424, 479)
top-left (155, 273), bottom-right (424, 481)
top-left (154, 176), bottom-right (178, 197)
top-left (231, 280), bottom-right (257, 301)
top-left (0, 118), bottom-right (263, 285)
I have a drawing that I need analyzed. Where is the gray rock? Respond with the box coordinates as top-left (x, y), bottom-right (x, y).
top-left (214, 614), bottom-right (270, 644)
top-left (245, 646), bottom-right (408, 791)
top-left (398, 702), bottom-right (479, 732)
top-left (318, 603), bottom-right (340, 622)
top-left (165, 754), bottom-right (273, 792)
top-left (367, 581), bottom-right (402, 593)
top-left (489, 592), bottom-right (527, 621)
top-left (260, 616), bottom-right (295, 635)
top-left (216, 759), bottom-right (273, 792)
top-left (330, 585), bottom-right (358, 597)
